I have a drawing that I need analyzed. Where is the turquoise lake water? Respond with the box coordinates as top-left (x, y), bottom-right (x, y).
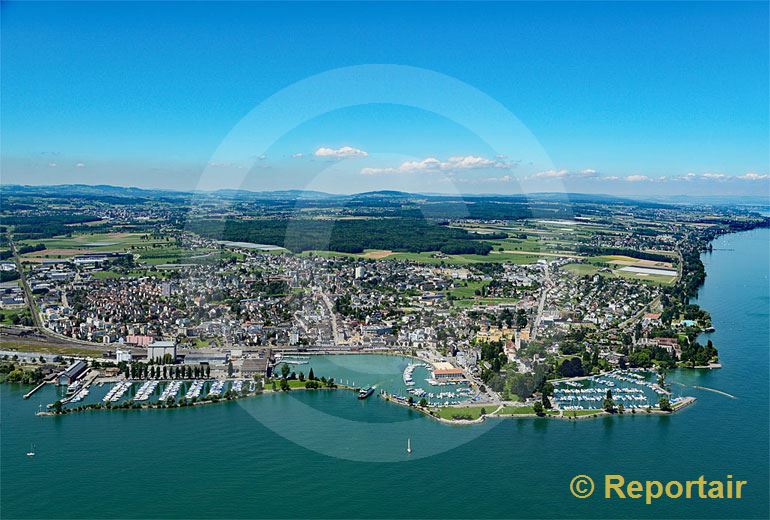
top-left (1, 228), bottom-right (768, 518)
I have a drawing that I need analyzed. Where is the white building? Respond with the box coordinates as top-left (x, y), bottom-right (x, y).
top-left (147, 341), bottom-right (176, 362)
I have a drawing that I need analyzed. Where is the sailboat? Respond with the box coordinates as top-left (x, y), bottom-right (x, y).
top-left (407, 438), bottom-right (412, 454)
top-left (26, 444), bottom-right (35, 457)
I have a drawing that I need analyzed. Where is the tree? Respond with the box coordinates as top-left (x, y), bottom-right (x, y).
top-left (658, 397), bottom-right (672, 412)
top-left (533, 401), bottom-right (544, 416)
top-left (407, 396), bottom-right (414, 406)
top-left (51, 400), bottom-right (63, 414)
top-left (279, 378), bottom-right (290, 391)
top-left (298, 372), bottom-right (305, 382)
top-left (480, 407), bottom-right (487, 416)
top-left (308, 368), bottom-right (315, 380)
top-left (559, 357), bottom-right (584, 378)
top-left (419, 398), bottom-right (428, 408)
top-left (280, 363), bottom-right (290, 379)
top-left (603, 389), bottom-right (615, 413)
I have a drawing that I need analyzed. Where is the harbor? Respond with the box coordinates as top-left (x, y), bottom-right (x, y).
top-left (552, 369), bottom-right (677, 411)
top-left (275, 354), bottom-right (478, 407)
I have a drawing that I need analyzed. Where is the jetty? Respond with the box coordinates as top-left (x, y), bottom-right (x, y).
top-left (23, 381), bottom-right (48, 399)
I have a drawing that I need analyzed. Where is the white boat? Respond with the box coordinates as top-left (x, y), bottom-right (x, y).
top-left (407, 438), bottom-right (412, 454)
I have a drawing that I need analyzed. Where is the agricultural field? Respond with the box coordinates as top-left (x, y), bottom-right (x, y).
top-left (564, 259), bottom-right (677, 285)
top-left (90, 269), bottom-right (174, 280)
top-left (18, 232), bottom-right (173, 260)
top-left (301, 249), bottom-right (549, 265)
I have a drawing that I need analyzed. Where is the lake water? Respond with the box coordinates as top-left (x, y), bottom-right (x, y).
top-left (2, 228), bottom-right (768, 518)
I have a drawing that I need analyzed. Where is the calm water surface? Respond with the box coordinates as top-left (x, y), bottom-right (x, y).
top-left (1, 228), bottom-right (768, 518)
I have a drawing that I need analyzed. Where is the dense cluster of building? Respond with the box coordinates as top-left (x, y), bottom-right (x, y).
top-left (17, 226), bottom-right (687, 386)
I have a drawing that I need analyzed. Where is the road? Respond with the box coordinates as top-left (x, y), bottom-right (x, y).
top-left (318, 289), bottom-right (340, 345)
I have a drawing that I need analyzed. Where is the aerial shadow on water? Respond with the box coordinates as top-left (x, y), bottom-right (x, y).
top-left (238, 391), bottom-right (498, 462)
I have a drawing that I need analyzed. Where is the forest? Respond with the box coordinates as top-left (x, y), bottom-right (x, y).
top-left (188, 218), bottom-right (505, 254)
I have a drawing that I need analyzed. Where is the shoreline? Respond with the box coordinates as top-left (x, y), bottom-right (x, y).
top-left (29, 380), bottom-right (696, 421)
top-left (16, 226), bottom-right (753, 422)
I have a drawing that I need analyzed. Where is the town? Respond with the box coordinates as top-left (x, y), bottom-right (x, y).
top-left (1, 185), bottom-right (766, 419)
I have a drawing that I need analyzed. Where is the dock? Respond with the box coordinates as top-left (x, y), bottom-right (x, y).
top-left (23, 381), bottom-right (48, 399)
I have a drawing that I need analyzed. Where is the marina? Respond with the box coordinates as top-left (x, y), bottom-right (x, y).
top-left (158, 381), bottom-right (182, 401)
top-left (553, 369), bottom-right (675, 410)
top-left (276, 355), bottom-right (475, 407)
top-left (207, 380), bottom-right (225, 397)
top-left (133, 381), bottom-right (159, 402)
top-left (103, 381), bottom-right (132, 402)
top-left (184, 380), bottom-right (205, 400)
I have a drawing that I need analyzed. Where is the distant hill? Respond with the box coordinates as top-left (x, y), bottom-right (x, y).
top-left (1, 183), bottom-right (669, 208)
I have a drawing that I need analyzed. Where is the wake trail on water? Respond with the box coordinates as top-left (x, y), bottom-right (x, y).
top-left (692, 385), bottom-right (737, 399)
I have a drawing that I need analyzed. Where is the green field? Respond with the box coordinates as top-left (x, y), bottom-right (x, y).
top-left (564, 262), bottom-right (675, 285)
top-left (446, 280), bottom-right (488, 299)
top-left (386, 251), bottom-right (546, 265)
top-left (299, 248), bottom-right (548, 265)
top-left (498, 405), bottom-right (536, 415)
top-left (563, 263), bottom-right (601, 276)
top-left (566, 409), bottom-right (605, 417)
top-left (20, 232), bottom-right (171, 255)
top-left (451, 297), bottom-right (519, 308)
top-left (435, 405), bottom-right (495, 420)
top-left (91, 269), bottom-right (173, 280)
top-left (0, 308), bottom-right (31, 326)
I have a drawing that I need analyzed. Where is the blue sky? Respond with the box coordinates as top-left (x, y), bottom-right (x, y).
top-left (1, 1), bottom-right (768, 196)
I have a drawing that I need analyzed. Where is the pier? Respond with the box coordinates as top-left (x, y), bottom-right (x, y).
top-left (23, 380), bottom-right (48, 399)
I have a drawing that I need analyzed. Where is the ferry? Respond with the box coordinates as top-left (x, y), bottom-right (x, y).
top-left (358, 387), bottom-right (374, 400)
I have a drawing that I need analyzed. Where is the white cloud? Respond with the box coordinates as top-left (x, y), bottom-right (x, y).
top-left (532, 169), bottom-right (569, 179)
top-left (48, 162), bottom-right (57, 168)
top-left (75, 162), bottom-right (86, 168)
top-left (530, 168), bottom-right (598, 180)
top-left (314, 146), bottom-right (368, 159)
top-left (291, 153), bottom-right (304, 158)
top-left (737, 172), bottom-right (769, 181)
top-left (672, 172), bottom-right (767, 182)
top-left (488, 175), bottom-right (512, 183)
top-left (625, 175), bottom-right (651, 182)
top-left (362, 155), bottom-right (509, 176)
